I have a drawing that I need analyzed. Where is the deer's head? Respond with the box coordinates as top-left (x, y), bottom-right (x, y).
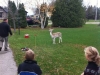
top-left (49, 28), bottom-right (54, 32)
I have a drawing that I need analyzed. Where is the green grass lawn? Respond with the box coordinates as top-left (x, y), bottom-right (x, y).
top-left (9, 24), bottom-right (100, 75)
top-left (87, 19), bottom-right (100, 22)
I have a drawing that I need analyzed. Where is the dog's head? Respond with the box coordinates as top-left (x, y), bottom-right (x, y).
top-left (21, 47), bottom-right (29, 51)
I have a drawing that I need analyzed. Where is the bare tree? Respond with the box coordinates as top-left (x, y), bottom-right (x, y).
top-left (24, 0), bottom-right (55, 29)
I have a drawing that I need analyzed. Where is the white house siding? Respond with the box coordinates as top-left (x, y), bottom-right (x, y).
top-left (0, 7), bottom-right (8, 20)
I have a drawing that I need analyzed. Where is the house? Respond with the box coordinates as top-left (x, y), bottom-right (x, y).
top-left (0, 6), bottom-right (8, 20)
top-left (0, 6), bottom-right (28, 20)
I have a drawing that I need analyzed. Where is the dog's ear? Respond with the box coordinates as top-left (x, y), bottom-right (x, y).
top-left (21, 47), bottom-right (26, 51)
top-left (21, 47), bottom-right (29, 51)
top-left (21, 48), bottom-right (23, 49)
top-left (26, 48), bottom-right (29, 51)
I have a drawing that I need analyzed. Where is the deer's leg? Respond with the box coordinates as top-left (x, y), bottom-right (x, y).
top-left (59, 37), bottom-right (62, 43)
top-left (53, 38), bottom-right (56, 44)
top-left (59, 37), bottom-right (60, 43)
top-left (61, 37), bottom-right (62, 42)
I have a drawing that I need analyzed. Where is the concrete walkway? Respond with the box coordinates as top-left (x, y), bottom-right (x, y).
top-left (86, 22), bottom-right (100, 24)
top-left (0, 43), bottom-right (17, 75)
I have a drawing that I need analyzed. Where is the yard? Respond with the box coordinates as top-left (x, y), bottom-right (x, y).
top-left (87, 19), bottom-right (100, 22)
top-left (9, 24), bottom-right (100, 75)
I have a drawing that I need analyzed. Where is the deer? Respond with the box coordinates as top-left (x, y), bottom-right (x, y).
top-left (49, 28), bottom-right (62, 44)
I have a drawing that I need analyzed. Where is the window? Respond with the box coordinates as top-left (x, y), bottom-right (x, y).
top-left (0, 12), bottom-right (2, 17)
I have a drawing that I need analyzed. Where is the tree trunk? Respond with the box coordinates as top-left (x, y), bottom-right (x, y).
top-left (41, 18), bottom-right (44, 29)
top-left (43, 14), bottom-right (47, 27)
top-left (13, 19), bottom-right (16, 33)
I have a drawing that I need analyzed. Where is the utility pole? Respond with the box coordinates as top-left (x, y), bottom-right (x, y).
top-left (95, 0), bottom-right (98, 21)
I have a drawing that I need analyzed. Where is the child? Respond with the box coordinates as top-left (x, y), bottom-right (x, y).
top-left (81, 46), bottom-right (100, 75)
top-left (18, 49), bottom-right (42, 75)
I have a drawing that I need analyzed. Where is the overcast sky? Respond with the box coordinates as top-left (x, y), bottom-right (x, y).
top-left (83, 0), bottom-right (99, 7)
top-left (0, 0), bottom-right (99, 15)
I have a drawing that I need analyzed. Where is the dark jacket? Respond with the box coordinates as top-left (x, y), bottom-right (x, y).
top-left (0, 22), bottom-right (12, 37)
top-left (84, 62), bottom-right (100, 75)
top-left (18, 60), bottom-right (42, 75)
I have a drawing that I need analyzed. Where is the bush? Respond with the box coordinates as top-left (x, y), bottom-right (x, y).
top-left (18, 3), bottom-right (27, 28)
top-left (51, 0), bottom-right (85, 28)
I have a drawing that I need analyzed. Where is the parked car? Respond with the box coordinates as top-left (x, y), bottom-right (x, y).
top-left (26, 17), bottom-right (40, 25)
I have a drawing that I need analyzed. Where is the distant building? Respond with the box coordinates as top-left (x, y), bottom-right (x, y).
top-left (0, 6), bottom-right (8, 19)
top-left (0, 6), bottom-right (27, 20)
top-left (33, 14), bottom-right (39, 20)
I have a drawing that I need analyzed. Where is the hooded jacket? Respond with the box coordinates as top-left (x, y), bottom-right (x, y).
top-left (18, 60), bottom-right (42, 75)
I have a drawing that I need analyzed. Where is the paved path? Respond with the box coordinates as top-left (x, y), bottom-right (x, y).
top-left (0, 45), bottom-right (17, 75)
top-left (48, 21), bottom-right (100, 25)
top-left (86, 22), bottom-right (100, 24)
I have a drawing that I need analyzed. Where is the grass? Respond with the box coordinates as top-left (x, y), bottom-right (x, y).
top-left (87, 19), bottom-right (100, 22)
top-left (9, 24), bottom-right (100, 75)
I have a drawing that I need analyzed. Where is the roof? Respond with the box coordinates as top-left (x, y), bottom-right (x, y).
top-left (0, 6), bottom-right (8, 13)
top-left (3, 8), bottom-right (8, 12)
top-left (0, 6), bottom-right (27, 14)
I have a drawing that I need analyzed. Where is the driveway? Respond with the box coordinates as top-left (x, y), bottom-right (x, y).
top-left (0, 42), bottom-right (17, 75)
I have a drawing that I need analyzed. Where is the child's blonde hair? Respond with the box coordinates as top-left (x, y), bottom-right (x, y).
top-left (25, 49), bottom-right (35, 60)
top-left (84, 46), bottom-right (100, 66)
